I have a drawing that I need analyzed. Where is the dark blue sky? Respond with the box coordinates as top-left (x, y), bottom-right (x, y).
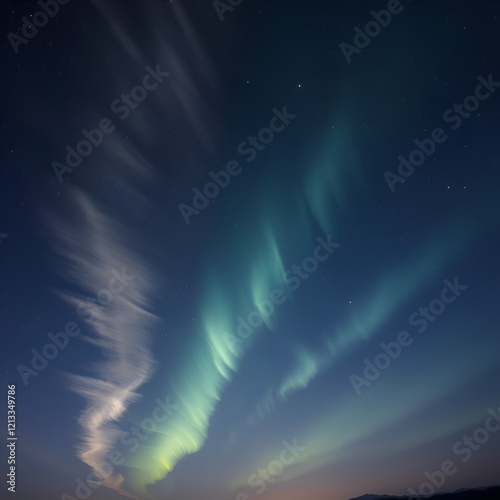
top-left (1, 1), bottom-right (500, 500)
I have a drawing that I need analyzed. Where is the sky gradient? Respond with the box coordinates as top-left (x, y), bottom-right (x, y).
top-left (1, 1), bottom-right (500, 500)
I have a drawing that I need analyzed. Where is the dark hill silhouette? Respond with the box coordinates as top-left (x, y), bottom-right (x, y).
top-left (349, 486), bottom-right (500, 500)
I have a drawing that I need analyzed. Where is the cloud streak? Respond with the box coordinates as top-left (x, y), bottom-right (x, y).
top-left (46, 172), bottom-right (158, 499)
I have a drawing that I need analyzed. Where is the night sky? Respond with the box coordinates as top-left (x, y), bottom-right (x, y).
top-left (1, 1), bottom-right (500, 500)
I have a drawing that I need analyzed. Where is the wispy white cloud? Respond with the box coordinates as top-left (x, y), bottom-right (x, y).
top-left (46, 166), bottom-right (158, 499)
